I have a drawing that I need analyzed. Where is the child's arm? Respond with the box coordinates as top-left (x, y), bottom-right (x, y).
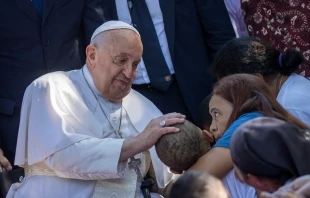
top-left (189, 147), bottom-right (233, 179)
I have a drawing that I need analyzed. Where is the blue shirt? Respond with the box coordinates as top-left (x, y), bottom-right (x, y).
top-left (213, 112), bottom-right (263, 149)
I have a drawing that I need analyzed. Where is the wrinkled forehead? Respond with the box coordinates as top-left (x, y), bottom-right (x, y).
top-left (102, 30), bottom-right (142, 52)
top-left (100, 29), bottom-right (140, 44)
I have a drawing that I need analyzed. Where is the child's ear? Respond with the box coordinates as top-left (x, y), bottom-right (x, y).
top-left (169, 168), bottom-right (184, 174)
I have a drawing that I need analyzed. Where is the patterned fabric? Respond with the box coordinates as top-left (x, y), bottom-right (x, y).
top-left (241, 0), bottom-right (310, 77)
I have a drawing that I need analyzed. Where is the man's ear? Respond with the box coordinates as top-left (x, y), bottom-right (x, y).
top-left (253, 73), bottom-right (264, 79)
top-left (169, 168), bottom-right (183, 175)
top-left (86, 45), bottom-right (97, 68)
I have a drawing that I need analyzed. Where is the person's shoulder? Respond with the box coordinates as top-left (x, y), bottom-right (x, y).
top-left (31, 71), bottom-right (73, 88)
top-left (278, 74), bottom-right (310, 105)
top-left (227, 112), bottom-right (262, 131)
top-left (287, 74), bottom-right (310, 91)
top-left (213, 113), bottom-right (262, 148)
top-left (238, 112), bottom-right (263, 120)
top-left (127, 89), bottom-right (162, 114)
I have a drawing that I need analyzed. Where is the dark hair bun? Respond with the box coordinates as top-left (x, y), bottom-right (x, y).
top-left (281, 49), bottom-right (304, 75)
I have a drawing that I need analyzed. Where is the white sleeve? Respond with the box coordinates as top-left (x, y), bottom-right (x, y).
top-left (286, 109), bottom-right (310, 127)
top-left (44, 137), bottom-right (128, 180)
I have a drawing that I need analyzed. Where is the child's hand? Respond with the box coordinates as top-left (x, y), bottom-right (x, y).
top-left (202, 130), bottom-right (214, 143)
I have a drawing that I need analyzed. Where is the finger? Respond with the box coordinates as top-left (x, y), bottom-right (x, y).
top-left (272, 191), bottom-right (301, 198)
top-left (164, 118), bottom-right (185, 127)
top-left (159, 127), bottom-right (180, 135)
top-left (162, 112), bottom-right (186, 119)
top-left (0, 156), bottom-right (12, 171)
top-left (290, 176), bottom-right (310, 190)
top-left (296, 182), bottom-right (310, 197)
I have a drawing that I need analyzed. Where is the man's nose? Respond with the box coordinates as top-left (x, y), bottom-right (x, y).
top-left (123, 64), bottom-right (135, 79)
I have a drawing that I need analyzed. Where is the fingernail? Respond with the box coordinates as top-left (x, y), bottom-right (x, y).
top-left (7, 166), bottom-right (12, 171)
top-left (176, 129), bottom-right (180, 132)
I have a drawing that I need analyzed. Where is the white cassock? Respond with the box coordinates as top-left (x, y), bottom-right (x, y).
top-left (8, 66), bottom-right (172, 198)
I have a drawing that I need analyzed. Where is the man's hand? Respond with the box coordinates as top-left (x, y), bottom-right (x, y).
top-left (137, 112), bottom-right (186, 151)
top-left (0, 148), bottom-right (12, 171)
top-left (260, 175), bottom-right (310, 198)
top-left (120, 113), bottom-right (185, 161)
top-left (260, 191), bottom-right (304, 198)
top-left (290, 175), bottom-right (310, 197)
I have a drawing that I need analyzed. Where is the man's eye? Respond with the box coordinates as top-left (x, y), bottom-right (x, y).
top-left (115, 58), bottom-right (127, 65)
top-left (132, 63), bottom-right (139, 70)
top-left (215, 112), bottom-right (220, 117)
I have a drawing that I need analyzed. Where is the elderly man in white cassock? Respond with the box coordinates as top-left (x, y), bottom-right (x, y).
top-left (7, 21), bottom-right (185, 198)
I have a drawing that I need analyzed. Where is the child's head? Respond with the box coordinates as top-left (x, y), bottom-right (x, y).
top-left (155, 120), bottom-right (210, 173)
top-left (169, 171), bottom-right (229, 198)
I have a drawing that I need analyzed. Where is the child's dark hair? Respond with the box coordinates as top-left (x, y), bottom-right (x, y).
top-left (155, 120), bottom-right (210, 172)
top-left (212, 37), bottom-right (304, 82)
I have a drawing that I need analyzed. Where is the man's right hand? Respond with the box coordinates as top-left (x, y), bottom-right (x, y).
top-left (137, 112), bottom-right (186, 151)
top-left (119, 113), bottom-right (185, 162)
top-left (0, 148), bottom-right (12, 171)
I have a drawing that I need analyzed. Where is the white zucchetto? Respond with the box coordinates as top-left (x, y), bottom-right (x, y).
top-left (91, 20), bottom-right (140, 42)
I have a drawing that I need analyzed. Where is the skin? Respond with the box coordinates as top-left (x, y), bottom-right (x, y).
top-left (86, 29), bottom-right (142, 102)
top-left (209, 95), bottom-right (233, 141)
top-left (260, 175), bottom-right (310, 198)
top-left (189, 95), bottom-right (234, 178)
top-left (85, 29), bottom-right (186, 162)
top-left (234, 165), bottom-right (284, 193)
top-left (209, 178), bottom-right (230, 198)
top-left (0, 148), bottom-right (12, 171)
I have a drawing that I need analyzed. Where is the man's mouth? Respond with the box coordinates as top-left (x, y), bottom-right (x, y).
top-left (116, 79), bottom-right (130, 86)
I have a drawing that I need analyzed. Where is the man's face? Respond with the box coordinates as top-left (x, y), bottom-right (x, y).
top-left (89, 31), bottom-right (143, 102)
top-left (209, 95), bottom-right (233, 141)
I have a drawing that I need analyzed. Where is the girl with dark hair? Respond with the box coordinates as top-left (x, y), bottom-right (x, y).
top-left (241, 0), bottom-right (310, 77)
top-left (212, 37), bottom-right (310, 126)
top-left (231, 117), bottom-right (310, 193)
top-left (190, 74), bottom-right (309, 187)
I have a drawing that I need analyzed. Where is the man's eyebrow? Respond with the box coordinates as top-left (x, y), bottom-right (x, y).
top-left (134, 58), bottom-right (141, 63)
top-left (116, 52), bottom-right (130, 57)
top-left (109, 52), bottom-right (129, 58)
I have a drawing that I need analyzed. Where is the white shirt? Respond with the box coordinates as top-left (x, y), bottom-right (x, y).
top-left (10, 66), bottom-right (172, 198)
top-left (222, 170), bottom-right (257, 198)
top-left (277, 74), bottom-right (310, 127)
top-left (115, 0), bottom-right (174, 84)
top-left (224, 0), bottom-right (247, 38)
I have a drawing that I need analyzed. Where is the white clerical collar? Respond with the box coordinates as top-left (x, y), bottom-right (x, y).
top-left (81, 65), bottom-right (122, 106)
top-left (82, 65), bottom-right (102, 98)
